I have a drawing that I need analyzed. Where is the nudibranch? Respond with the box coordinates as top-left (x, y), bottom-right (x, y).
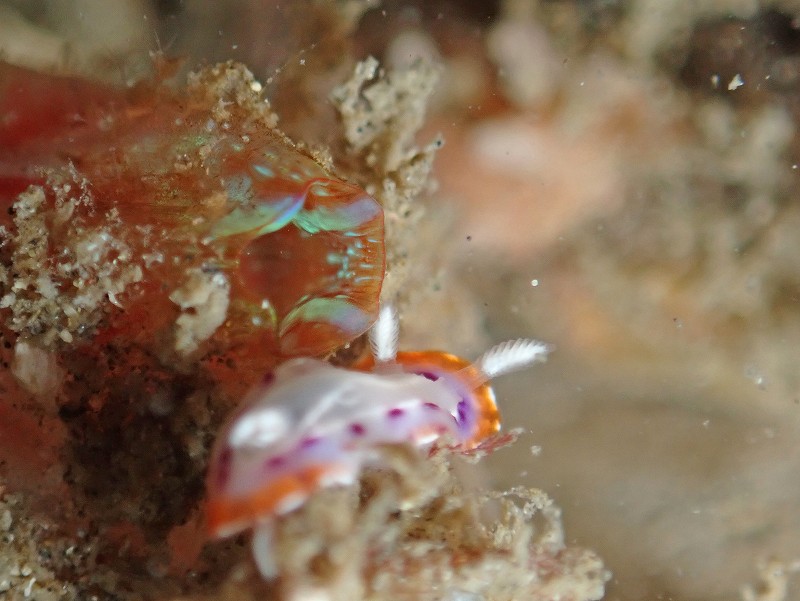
top-left (0, 61), bottom-right (384, 360)
top-left (206, 305), bottom-right (551, 578)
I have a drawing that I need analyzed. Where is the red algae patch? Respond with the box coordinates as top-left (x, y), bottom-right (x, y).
top-left (0, 61), bottom-right (385, 368)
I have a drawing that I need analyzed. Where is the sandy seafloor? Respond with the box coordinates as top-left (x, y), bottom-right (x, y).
top-left (2, 1), bottom-right (800, 600)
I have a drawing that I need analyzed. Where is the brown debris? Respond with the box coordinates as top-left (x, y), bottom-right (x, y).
top-left (185, 449), bottom-right (606, 601)
top-left (330, 56), bottom-right (444, 309)
top-left (0, 179), bottom-right (144, 349)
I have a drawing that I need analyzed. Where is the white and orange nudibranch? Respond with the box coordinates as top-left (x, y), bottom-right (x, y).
top-left (205, 306), bottom-right (551, 577)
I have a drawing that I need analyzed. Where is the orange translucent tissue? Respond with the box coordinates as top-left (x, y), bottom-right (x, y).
top-left (0, 62), bottom-right (385, 365)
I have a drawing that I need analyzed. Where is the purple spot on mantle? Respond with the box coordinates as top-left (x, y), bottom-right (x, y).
top-left (456, 400), bottom-right (470, 425)
top-left (422, 402), bottom-right (440, 411)
top-left (266, 455), bottom-right (286, 470)
top-left (349, 422), bottom-right (366, 436)
top-left (416, 370), bottom-right (440, 382)
top-left (387, 408), bottom-right (405, 419)
top-left (261, 371), bottom-right (275, 386)
top-left (300, 436), bottom-right (321, 449)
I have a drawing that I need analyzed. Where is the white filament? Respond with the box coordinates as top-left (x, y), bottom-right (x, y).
top-left (369, 304), bottom-right (399, 363)
top-left (472, 338), bottom-right (551, 384)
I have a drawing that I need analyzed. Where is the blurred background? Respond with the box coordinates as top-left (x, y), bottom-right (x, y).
top-left (3, 1), bottom-right (800, 599)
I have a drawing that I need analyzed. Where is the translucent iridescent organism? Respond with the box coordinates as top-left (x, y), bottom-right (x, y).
top-left (206, 306), bottom-right (550, 578)
top-left (0, 62), bottom-right (384, 360)
top-left (210, 147), bottom-right (385, 355)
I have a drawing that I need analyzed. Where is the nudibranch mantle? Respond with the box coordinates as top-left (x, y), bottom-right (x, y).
top-left (206, 306), bottom-right (551, 578)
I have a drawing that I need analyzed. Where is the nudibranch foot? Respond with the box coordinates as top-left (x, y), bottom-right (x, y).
top-left (252, 522), bottom-right (278, 580)
top-left (205, 305), bottom-right (551, 579)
